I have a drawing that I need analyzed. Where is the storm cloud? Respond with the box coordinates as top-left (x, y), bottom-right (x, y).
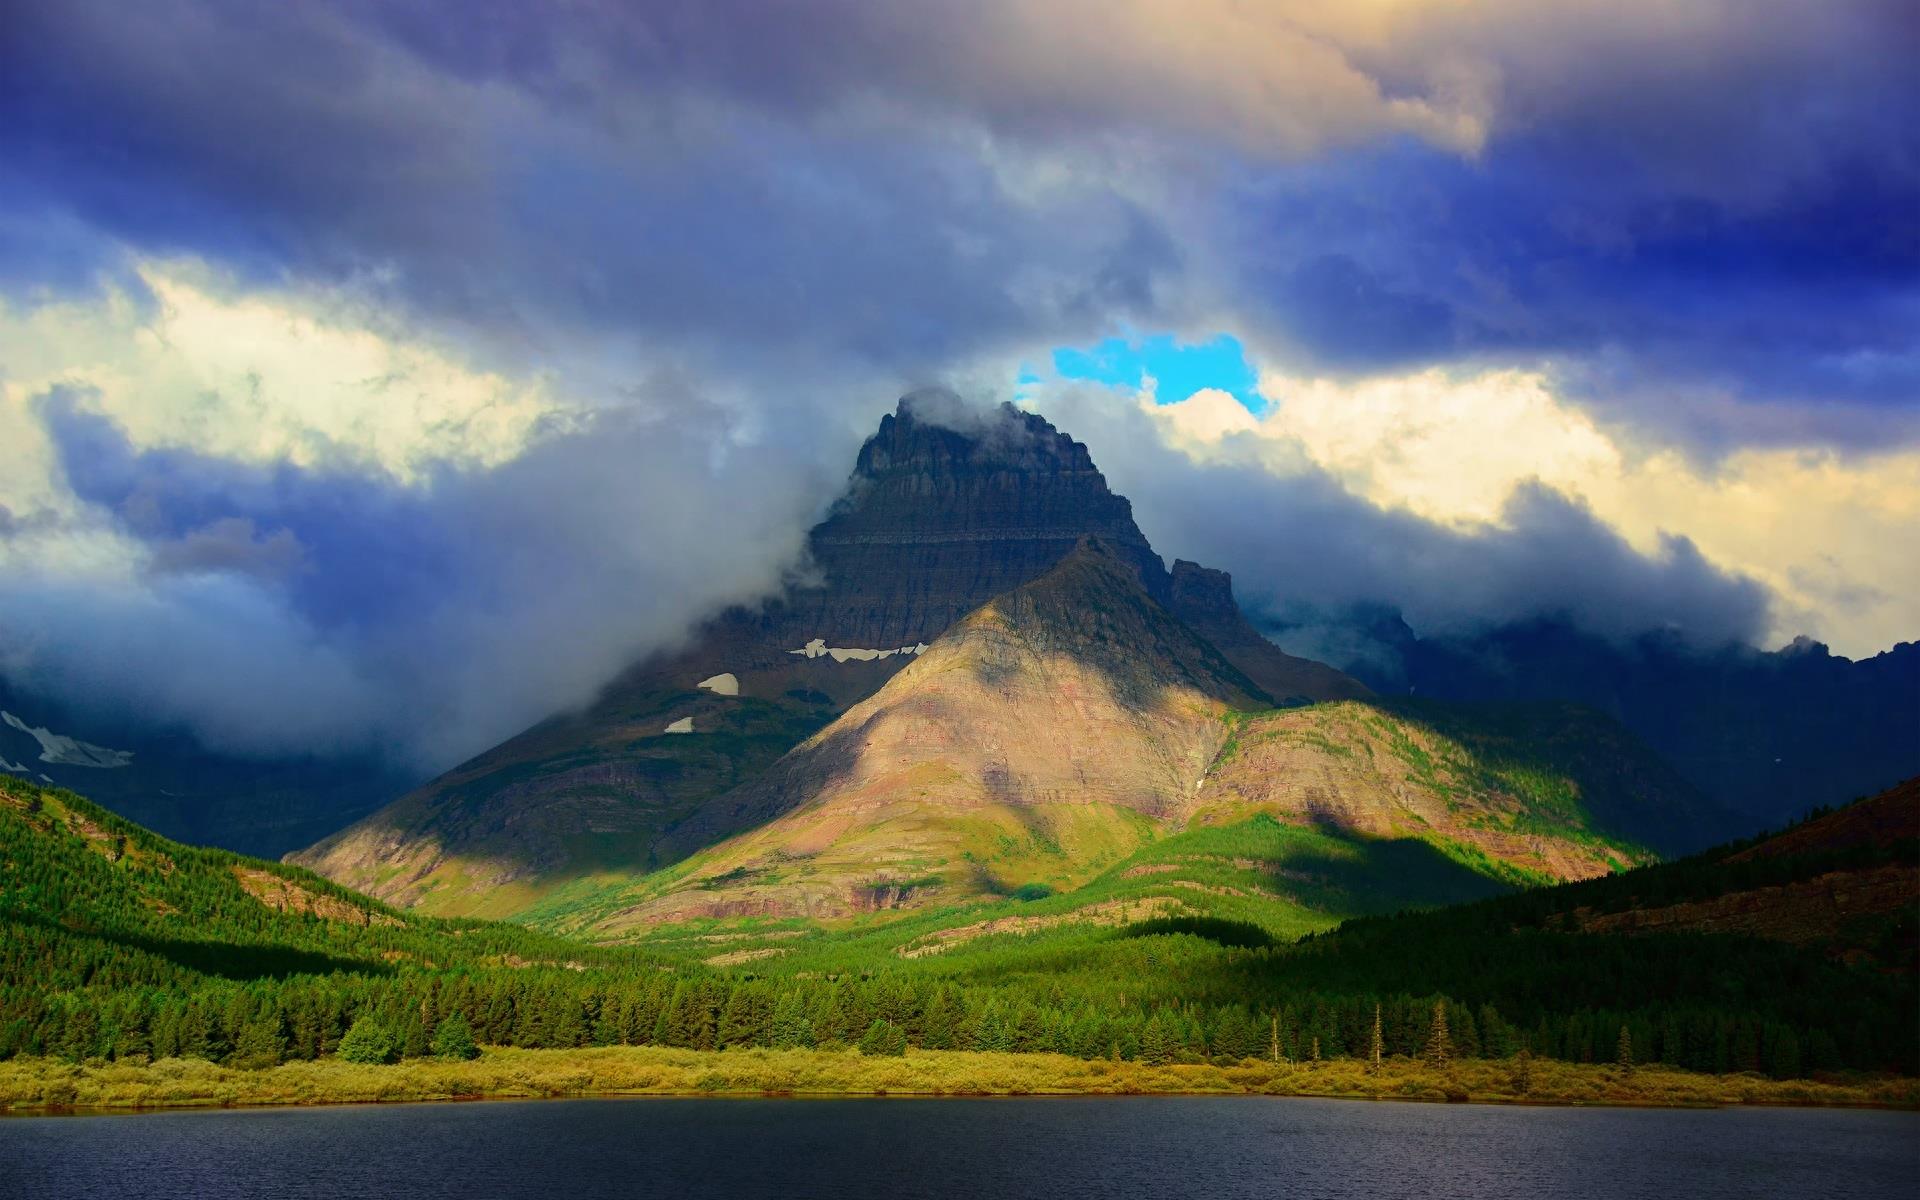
top-left (5, 1), bottom-right (1911, 436)
top-left (0, 0), bottom-right (1912, 769)
top-left (0, 390), bottom-right (852, 766)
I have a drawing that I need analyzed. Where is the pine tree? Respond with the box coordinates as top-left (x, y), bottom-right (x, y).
top-left (337, 1015), bottom-right (398, 1065)
top-left (432, 1012), bottom-right (480, 1061)
top-left (858, 1019), bottom-right (907, 1057)
top-left (1140, 1014), bottom-right (1176, 1065)
top-left (1424, 1000), bottom-right (1452, 1069)
top-left (716, 986), bottom-right (757, 1049)
top-left (1616, 1024), bottom-right (1634, 1074)
top-left (1369, 1003), bottom-right (1384, 1072)
top-left (230, 1014), bottom-right (285, 1070)
top-left (769, 990), bottom-right (813, 1049)
top-left (1511, 1044), bottom-right (1534, 1095)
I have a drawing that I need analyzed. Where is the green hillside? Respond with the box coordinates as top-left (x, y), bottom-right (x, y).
top-left (7, 770), bottom-right (1913, 1078)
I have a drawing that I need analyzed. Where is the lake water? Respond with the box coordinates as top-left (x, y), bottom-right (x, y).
top-left (2, 1096), bottom-right (1914, 1200)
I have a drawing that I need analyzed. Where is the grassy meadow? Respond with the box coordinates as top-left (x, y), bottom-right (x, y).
top-left (3, 1045), bottom-right (1914, 1114)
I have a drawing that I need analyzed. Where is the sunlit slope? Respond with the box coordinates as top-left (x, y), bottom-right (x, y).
top-left (521, 542), bottom-right (1692, 941)
top-left (521, 537), bottom-right (1265, 934)
top-left (0, 773), bottom-right (632, 994)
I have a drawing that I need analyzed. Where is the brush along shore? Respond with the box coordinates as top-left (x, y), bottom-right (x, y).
top-left (2, 1046), bottom-right (1914, 1113)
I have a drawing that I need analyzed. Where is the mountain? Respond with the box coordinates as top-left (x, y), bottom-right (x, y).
top-left (518, 539), bottom-right (1700, 939)
top-left (0, 676), bottom-right (414, 859)
top-left (1300, 613), bottom-right (1920, 835)
top-left (294, 398), bottom-right (1365, 916)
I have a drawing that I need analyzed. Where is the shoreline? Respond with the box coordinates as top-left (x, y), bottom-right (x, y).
top-left (4, 1046), bottom-right (1915, 1116)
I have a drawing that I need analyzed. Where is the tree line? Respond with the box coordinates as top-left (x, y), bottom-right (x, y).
top-left (0, 958), bottom-right (1878, 1080)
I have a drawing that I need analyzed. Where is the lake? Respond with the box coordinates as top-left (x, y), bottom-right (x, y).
top-left (2, 1096), bottom-right (1914, 1199)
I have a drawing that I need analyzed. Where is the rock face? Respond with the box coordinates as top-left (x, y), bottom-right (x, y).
top-left (292, 397), bottom-right (1367, 917)
top-left (781, 396), bottom-right (1173, 651)
top-left (658, 537), bottom-right (1266, 861)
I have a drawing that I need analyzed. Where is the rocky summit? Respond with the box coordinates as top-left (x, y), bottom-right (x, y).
top-left (292, 397), bottom-right (1366, 917)
top-left (780, 393), bottom-right (1174, 651)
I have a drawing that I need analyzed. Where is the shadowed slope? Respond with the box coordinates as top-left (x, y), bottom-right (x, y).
top-left (1168, 560), bottom-right (1371, 706)
top-left (0, 774), bottom-right (613, 992)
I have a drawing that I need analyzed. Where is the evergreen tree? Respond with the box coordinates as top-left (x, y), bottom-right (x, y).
top-left (918, 989), bottom-right (958, 1050)
top-left (858, 1019), bottom-right (907, 1057)
top-left (1511, 1044), bottom-right (1534, 1095)
top-left (1369, 1003), bottom-right (1384, 1071)
top-left (1140, 1014), bottom-right (1176, 1065)
top-left (432, 1013), bottom-right (480, 1061)
top-left (717, 986), bottom-right (757, 1049)
top-left (770, 990), bottom-right (813, 1049)
top-left (1424, 1000), bottom-right (1452, 1069)
top-left (1616, 1024), bottom-right (1634, 1074)
top-left (230, 1014), bottom-right (285, 1070)
top-left (337, 1016), bottom-right (399, 1065)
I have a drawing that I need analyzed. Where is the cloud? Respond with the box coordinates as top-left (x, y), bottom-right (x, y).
top-left (1029, 382), bottom-right (1776, 656)
top-left (146, 517), bottom-right (307, 584)
top-left (1224, 125), bottom-right (1918, 450)
top-left (1134, 367), bottom-right (1920, 657)
top-left (10, 0), bottom-right (1907, 450)
top-left (0, 0), bottom-right (1911, 768)
top-left (0, 389), bottom-right (849, 767)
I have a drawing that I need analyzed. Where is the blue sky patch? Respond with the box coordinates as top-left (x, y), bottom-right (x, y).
top-left (1046, 333), bottom-right (1260, 409)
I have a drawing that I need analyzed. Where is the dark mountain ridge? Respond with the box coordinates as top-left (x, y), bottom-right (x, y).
top-left (1282, 609), bottom-right (1920, 835)
top-left (0, 676), bottom-right (416, 859)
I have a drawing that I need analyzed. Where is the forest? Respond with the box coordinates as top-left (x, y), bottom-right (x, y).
top-left (3, 774), bottom-right (1913, 1081)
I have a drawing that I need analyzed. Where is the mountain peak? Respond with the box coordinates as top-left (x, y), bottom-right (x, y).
top-left (857, 394), bottom-right (1102, 486)
top-left (789, 398), bottom-right (1170, 650)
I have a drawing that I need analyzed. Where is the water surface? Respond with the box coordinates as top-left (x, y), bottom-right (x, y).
top-left (3, 1096), bottom-right (1913, 1200)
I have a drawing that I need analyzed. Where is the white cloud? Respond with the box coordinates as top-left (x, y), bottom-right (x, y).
top-left (1145, 366), bottom-right (1920, 657)
top-left (0, 261), bottom-right (845, 768)
top-left (0, 260), bottom-right (558, 517)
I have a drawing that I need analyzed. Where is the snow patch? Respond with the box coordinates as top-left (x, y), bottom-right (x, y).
top-left (0, 756), bottom-right (33, 776)
top-left (664, 717), bottom-right (695, 734)
top-left (788, 638), bottom-right (929, 663)
top-left (1, 712), bottom-right (133, 768)
top-left (697, 672), bottom-right (739, 696)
